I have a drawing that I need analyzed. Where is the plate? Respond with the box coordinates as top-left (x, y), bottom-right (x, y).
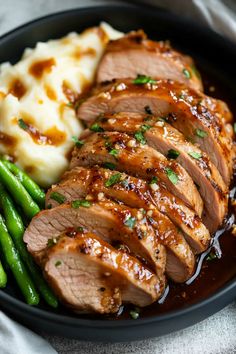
top-left (0, 3), bottom-right (236, 341)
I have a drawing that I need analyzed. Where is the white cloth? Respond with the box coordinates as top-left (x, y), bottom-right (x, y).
top-left (0, 1), bottom-right (236, 353)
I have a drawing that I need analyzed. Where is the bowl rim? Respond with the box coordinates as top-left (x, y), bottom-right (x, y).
top-left (0, 3), bottom-right (235, 330)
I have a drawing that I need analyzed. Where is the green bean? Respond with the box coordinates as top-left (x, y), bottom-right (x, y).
top-left (0, 214), bottom-right (39, 305)
top-left (2, 160), bottom-right (45, 208)
top-left (0, 184), bottom-right (58, 308)
top-left (0, 160), bottom-right (40, 219)
top-left (0, 259), bottom-right (7, 288)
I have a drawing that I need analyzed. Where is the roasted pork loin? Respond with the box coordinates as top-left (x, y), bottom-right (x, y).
top-left (23, 29), bottom-right (235, 315)
top-left (96, 30), bottom-right (203, 91)
top-left (77, 79), bottom-right (234, 185)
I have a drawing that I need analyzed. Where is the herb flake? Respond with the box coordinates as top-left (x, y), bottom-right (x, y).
top-left (149, 176), bottom-right (158, 185)
top-left (72, 136), bottom-right (84, 147)
top-left (50, 192), bottom-right (66, 204)
top-left (133, 74), bottom-right (157, 85)
top-left (195, 129), bottom-right (208, 138)
top-left (167, 149), bottom-right (180, 160)
top-left (105, 173), bottom-right (121, 187)
top-left (206, 252), bottom-right (217, 261)
top-left (18, 119), bottom-right (28, 130)
top-left (109, 149), bottom-right (119, 157)
top-left (55, 260), bottom-right (61, 267)
top-left (188, 151), bottom-right (202, 159)
top-left (102, 162), bottom-right (116, 170)
top-left (134, 131), bottom-right (146, 145)
top-left (124, 216), bottom-right (136, 229)
top-left (183, 68), bottom-right (191, 79)
top-left (165, 168), bottom-right (179, 185)
top-left (71, 200), bottom-right (91, 208)
top-left (234, 123), bottom-right (236, 134)
top-left (90, 123), bottom-right (104, 132)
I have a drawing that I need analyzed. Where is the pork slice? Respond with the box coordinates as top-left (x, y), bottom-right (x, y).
top-left (77, 79), bottom-right (234, 184)
top-left (96, 30), bottom-right (203, 91)
top-left (95, 112), bottom-right (228, 232)
top-left (46, 167), bottom-right (195, 282)
top-left (23, 200), bottom-right (166, 286)
top-left (47, 166), bottom-right (210, 255)
top-left (43, 233), bottom-right (161, 313)
top-left (70, 131), bottom-right (203, 216)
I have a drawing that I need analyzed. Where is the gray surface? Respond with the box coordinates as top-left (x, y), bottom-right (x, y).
top-left (0, 0), bottom-right (236, 353)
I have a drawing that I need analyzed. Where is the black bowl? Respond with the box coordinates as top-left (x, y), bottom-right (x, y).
top-left (0, 3), bottom-right (236, 342)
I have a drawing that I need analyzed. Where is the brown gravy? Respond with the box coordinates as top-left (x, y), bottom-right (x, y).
top-left (29, 58), bottom-right (56, 79)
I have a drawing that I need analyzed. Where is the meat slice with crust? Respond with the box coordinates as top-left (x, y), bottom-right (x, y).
top-left (23, 200), bottom-right (166, 287)
top-left (46, 167), bottom-right (195, 282)
top-left (43, 232), bottom-right (161, 313)
top-left (77, 79), bottom-right (234, 184)
top-left (96, 30), bottom-right (203, 91)
top-left (92, 112), bottom-right (228, 232)
top-left (47, 166), bottom-right (210, 255)
top-left (70, 131), bottom-right (203, 216)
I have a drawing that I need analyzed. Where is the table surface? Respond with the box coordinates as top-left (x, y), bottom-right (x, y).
top-left (1, 1), bottom-right (236, 353)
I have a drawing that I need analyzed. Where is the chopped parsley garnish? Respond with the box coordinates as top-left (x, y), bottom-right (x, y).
top-left (47, 204), bottom-right (52, 209)
top-left (149, 176), bottom-right (158, 185)
top-left (72, 136), bottom-right (84, 147)
top-left (140, 124), bottom-right (151, 132)
top-left (105, 173), bottom-right (121, 187)
top-left (144, 105), bottom-right (152, 115)
top-left (71, 200), bottom-right (91, 208)
top-left (55, 260), bottom-right (61, 267)
top-left (182, 68), bottom-right (191, 79)
top-left (167, 149), bottom-right (180, 160)
top-left (165, 168), bottom-right (179, 185)
top-left (195, 129), bottom-right (208, 138)
top-left (102, 162), bottom-right (116, 170)
top-left (133, 74), bottom-right (157, 85)
top-left (124, 216), bottom-right (136, 229)
top-left (66, 102), bottom-right (74, 107)
top-left (50, 192), bottom-right (66, 204)
top-left (109, 149), bottom-right (119, 157)
top-left (90, 123), bottom-right (104, 132)
top-left (47, 238), bottom-right (58, 248)
top-left (234, 123), bottom-right (236, 134)
top-left (77, 226), bottom-right (84, 233)
top-left (18, 118), bottom-right (28, 130)
top-left (188, 151), bottom-right (202, 159)
top-left (134, 131), bottom-right (146, 145)
top-left (129, 307), bottom-right (140, 319)
top-left (206, 252), bottom-right (217, 261)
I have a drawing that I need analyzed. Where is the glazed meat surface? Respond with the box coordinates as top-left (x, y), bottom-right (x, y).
top-left (23, 200), bottom-right (167, 287)
top-left (91, 112), bottom-right (228, 232)
top-left (70, 131), bottom-right (203, 216)
top-left (47, 166), bottom-right (210, 254)
top-left (77, 79), bottom-right (234, 185)
top-left (44, 232), bottom-right (161, 313)
top-left (96, 30), bottom-right (203, 91)
top-left (46, 166), bottom-right (195, 282)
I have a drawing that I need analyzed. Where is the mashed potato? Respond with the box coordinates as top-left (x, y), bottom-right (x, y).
top-left (0, 23), bottom-right (123, 187)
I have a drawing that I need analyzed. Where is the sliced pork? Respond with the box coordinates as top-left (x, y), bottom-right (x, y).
top-left (96, 30), bottom-right (203, 91)
top-left (47, 166), bottom-right (210, 255)
top-left (70, 131), bottom-right (203, 216)
top-left (46, 166), bottom-right (195, 282)
top-left (44, 232), bottom-right (161, 313)
top-left (77, 79), bottom-right (234, 184)
top-left (23, 200), bottom-right (166, 286)
top-left (93, 112), bottom-right (228, 232)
